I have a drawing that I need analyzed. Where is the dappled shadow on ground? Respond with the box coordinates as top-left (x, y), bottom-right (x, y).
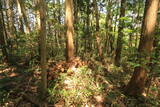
top-left (101, 63), bottom-right (160, 107)
top-left (0, 63), bottom-right (38, 106)
top-left (0, 58), bottom-right (160, 107)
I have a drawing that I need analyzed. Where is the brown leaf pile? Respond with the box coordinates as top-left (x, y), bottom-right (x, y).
top-left (48, 57), bottom-right (86, 80)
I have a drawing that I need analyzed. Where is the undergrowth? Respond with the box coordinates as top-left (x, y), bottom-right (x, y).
top-left (48, 66), bottom-right (105, 106)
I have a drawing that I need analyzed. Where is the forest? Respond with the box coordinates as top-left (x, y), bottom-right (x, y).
top-left (0, 0), bottom-right (160, 106)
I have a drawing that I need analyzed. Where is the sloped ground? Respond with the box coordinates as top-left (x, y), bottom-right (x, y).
top-left (47, 57), bottom-right (160, 106)
top-left (0, 63), bottom-right (39, 106)
top-left (0, 58), bottom-right (160, 107)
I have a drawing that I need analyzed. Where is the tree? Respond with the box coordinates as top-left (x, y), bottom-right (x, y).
top-left (73, 0), bottom-right (79, 56)
top-left (93, 0), bottom-right (103, 60)
top-left (16, 0), bottom-right (24, 33)
top-left (19, 0), bottom-right (30, 33)
top-left (65, 0), bottom-right (74, 62)
top-left (5, 0), bottom-right (16, 38)
top-left (114, 0), bottom-right (126, 66)
top-left (85, 0), bottom-right (90, 54)
top-left (105, 0), bottom-right (114, 57)
top-left (0, 0), bottom-right (8, 62)
top-left (125, 0), bottom-right (159, 96)
top-left (16, 0), bottom-right (30, 33)
top-left (37, 0), bottom-right (47, 106)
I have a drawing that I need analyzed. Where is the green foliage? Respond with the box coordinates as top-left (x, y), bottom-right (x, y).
top-left (11, 32), bottom-right (38, 58)
top-left (0, 90), bottom-right (9, 105)
top-left (119, 16), bottom-right (132, 22)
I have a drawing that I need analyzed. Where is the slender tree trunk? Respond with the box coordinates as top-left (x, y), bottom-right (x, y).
top-left (0, 1), bottom-right (8, 61)
top-left (55, 30), bottom-right (60, 48)
top-left (93, 0), bottom-right (103, 60)
top-left (34, 0), bottom-right (40, 30)
top-left (128, 16), bottom-right (134, 49)
top-left (19, 0), bottom-right (30, 33)
top-left (5, 0), bottom-right (14, 37)
top-left (105, 0), bottom-right (113, 56)
top-left (112, 6), bottom-right (119, 59)
top-left (65, 0), bottom-right (74, 62)
top-left (5, 0), bottom-right (16, 53)
top-left (57, 0), bottom-right (61, 24)
top-left (125, 0), bottom-right (159, 96)
top-left (73, 0), bottom-right (79, 56)
top-left (85, 0), bottom-right (90, 53)
top-left (37, 0), bottom-right (47, 106)
top-left (34, 0), bottom-right (41, 61)
top-left (135, 1), bottom-right (141, 48)
top-left (16, 0), bottom-right (24, 33)
top-left (114, 0), bottom-right (126, 66)
top-left (57, 0), bottom-right (61, 49)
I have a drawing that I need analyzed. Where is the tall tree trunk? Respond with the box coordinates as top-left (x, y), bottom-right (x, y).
top-left (135, 0), bottom-right (141, 48)
top-left (73, 0), bottom-right (79, 56)
top-left (57, 0), bottom-right (61, 49)
top-left (19, 0), bottom-right (30, 33)
top-left (65, 0), bottom-right (74, 62)
top-left (16, 0), bottom-right (30, 33)
top-left (112, 5), bottom-right (119, 59)
top-left (114, 0), bottom-right (126, 66)
top-left (85, 0), bottom-right (90, 53)
top-left (0, 1), bottom-right (8, 61)
top-left (125, 0), bottom-right (159, 96)
top-left (16, 0), bottom-right (24, 33)
top-left (128, 16), bottom-right (134, 49)
top-left (37, 0), bottom-right (47, 106)
top-left (5, 0), bottom-right (16, 54)
top-left (34, 0), bottom-right (40, 30)
top-left (93, 0), bottom-right (103, 60)
top-left (34, 0), bottom-right (41, 61)
top-left (5, 0), bottom-right (15, 38)
top-left (105, 0), bottom-right (113, 56)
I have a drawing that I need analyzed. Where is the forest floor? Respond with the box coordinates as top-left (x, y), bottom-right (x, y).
top-left (0, 57), bottom-right (160, 107)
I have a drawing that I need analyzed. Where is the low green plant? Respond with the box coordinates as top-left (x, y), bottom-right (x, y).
top-left (48, 66), bottom-right (104, 106)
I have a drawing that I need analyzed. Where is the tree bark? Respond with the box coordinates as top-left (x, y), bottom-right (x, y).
top-left (105, 0), bottom-right (113, 56)
top-left (85, 0), bottom-right (90, 53)
top-left (114, 0), bottom-right (126, 66)
top-left (34, 0), bottom-right (41, 61)
top-left (93, 0), bottom-right (103, 60)
top-left (65, 0), bottom-right (74, 62)
top-left (37, 0), bottom-right (47, 106)
top-left (125, 0), bottom-right (159, 96)
top-left (16, 0), bottom-right (30, 33)
top-left (5, 0), bottom-right (16, 38)
top-left (135, 0), bottom-right (141, 48)
top-left (73, 0), bottom-right (79, 56)
top-left (0, 1), bottom-right (8, 61)
top-left (19, 0), bottom-right (30, 33)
